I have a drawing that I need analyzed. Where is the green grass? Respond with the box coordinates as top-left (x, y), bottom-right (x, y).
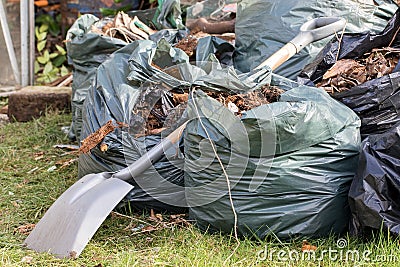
top-left (1, 112), bottom-right (399, 266)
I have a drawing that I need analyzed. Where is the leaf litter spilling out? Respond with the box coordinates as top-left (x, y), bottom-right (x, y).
top-left (110, 211), bottom-right (190, 236)
top-left (131, 83), bottom-right (188, 138)
top-left (77, 85), bottom-right (283, 153)
top-left (131, 84), bottom-right (284, 137)
top-left (206, 85), bottom-right (284, 115)
top-left (317, 47), bottom-right (400, 93)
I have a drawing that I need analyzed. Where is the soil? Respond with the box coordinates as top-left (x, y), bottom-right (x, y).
top-left (317, 47), bottom-right (400, 93)
top-left (174, 35), bottom-right (198, 58)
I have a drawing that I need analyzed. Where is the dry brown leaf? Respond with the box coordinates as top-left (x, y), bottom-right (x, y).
top-left (21, 256), bottom-right (33, 264)
top-left (69, 251), bottom-right (77, 259)
top-left (90, 25), bottom-right (104, 35)
top-left (90, 12), bottom-right (152, 43)
top-left (155, 214), bottom-right (163, 221)
top-left (55, 158), bottom-right (78, 169)
top-left (129, 20), bottom-right (148, 39)
top-left (33, 151), bottom-right (45, 161)
top-left (142, 225), bottom-right (156, 232)
top-left (100, 143), bottom-right (108, 152)
top-left (148, 128), bottom-right (166, 135)
top-left (173, 93), bottom-right (189, 104)
top-left (15, 223), bottom-right (35, 235)
top-left (301, 240), bottom-right (317, 251)
top-left (322, 59), bottom-right (365, 80)
top-left (207, 84), bottom-right (283, 114)
top-left (169, 214), bottom-right (190, 226)
top-left (149, 209), bottom-right (157, 221)
top-left (16, 179), bottom-right (29, 188)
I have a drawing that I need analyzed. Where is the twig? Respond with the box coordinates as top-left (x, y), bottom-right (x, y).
top-left (45, 74), bottom-right (71, 87)
top-left (57, 74), bottom-right (73, 87)
top-left (388, 25), bottom-right (400, 47)
top-left (139, 0), bottom-right (144, 10)
top-left (111, 211), bottom-right (151, 225)
top-left (336, 21), bottom-right (347, 61)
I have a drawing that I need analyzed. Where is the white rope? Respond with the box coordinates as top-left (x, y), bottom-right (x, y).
top-left (190, 89), bottom-right (240, 245)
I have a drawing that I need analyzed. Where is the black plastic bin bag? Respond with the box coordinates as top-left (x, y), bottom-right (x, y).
top-left (349, 122), bottom-right (400, 236)
top-left (299, 8), bottom-right (400, 138)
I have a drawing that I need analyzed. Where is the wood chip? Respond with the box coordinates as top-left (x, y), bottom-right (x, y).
top-left (79, 120), bottom-right (126, 154)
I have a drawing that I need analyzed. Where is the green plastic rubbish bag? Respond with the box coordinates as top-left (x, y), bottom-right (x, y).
top-left (79, 40), bottom-right (190, 212)
top-left (184, 85), bottom-right (361, 239)
top-left (67, 11), bottom-right (187, 142)
top-left (66, 14), bottom-right (127, 141)
top-left (78, 34), bottom-right (361, 237)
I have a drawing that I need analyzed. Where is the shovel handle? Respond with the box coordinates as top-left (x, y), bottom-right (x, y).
top-left (256, 17), bottom-right (346, 70)
top-left (113, 122), bottom-right (187, 181)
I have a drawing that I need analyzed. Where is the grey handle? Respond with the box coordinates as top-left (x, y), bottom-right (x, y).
top-left (291, 17), bottom-right (346, 52)
top-left (113, 122), bottom-right (187, 181)
top-left (256, 17), bottom-right (346, 71)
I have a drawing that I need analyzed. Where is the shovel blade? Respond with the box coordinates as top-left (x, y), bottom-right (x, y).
top-left (24, 174), bottom-right (134, 258)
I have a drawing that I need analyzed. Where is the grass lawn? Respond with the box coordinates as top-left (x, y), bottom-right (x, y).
top-left (0, 112), bottom-right (399, 266)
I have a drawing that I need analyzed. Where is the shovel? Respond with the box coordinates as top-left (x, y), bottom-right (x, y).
top-left (24, 16), bottom-right (346, 258)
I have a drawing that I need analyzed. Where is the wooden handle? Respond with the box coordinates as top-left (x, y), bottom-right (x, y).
top-left (166, 121), bottom-right (188, 144)
top-left (256, 43), bottom-right (297, 71)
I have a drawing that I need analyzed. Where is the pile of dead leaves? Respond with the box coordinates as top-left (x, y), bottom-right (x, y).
top-left (79, 84), bottom-right (283, 152)
top-left (131, 85), bottom-right (283, 136)
top-left (207, 85), bottom-right (284, 116)
top-left (90, 11), bottom-right (156, 42)
top-left (317, 47), bottom-right (400, 93)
